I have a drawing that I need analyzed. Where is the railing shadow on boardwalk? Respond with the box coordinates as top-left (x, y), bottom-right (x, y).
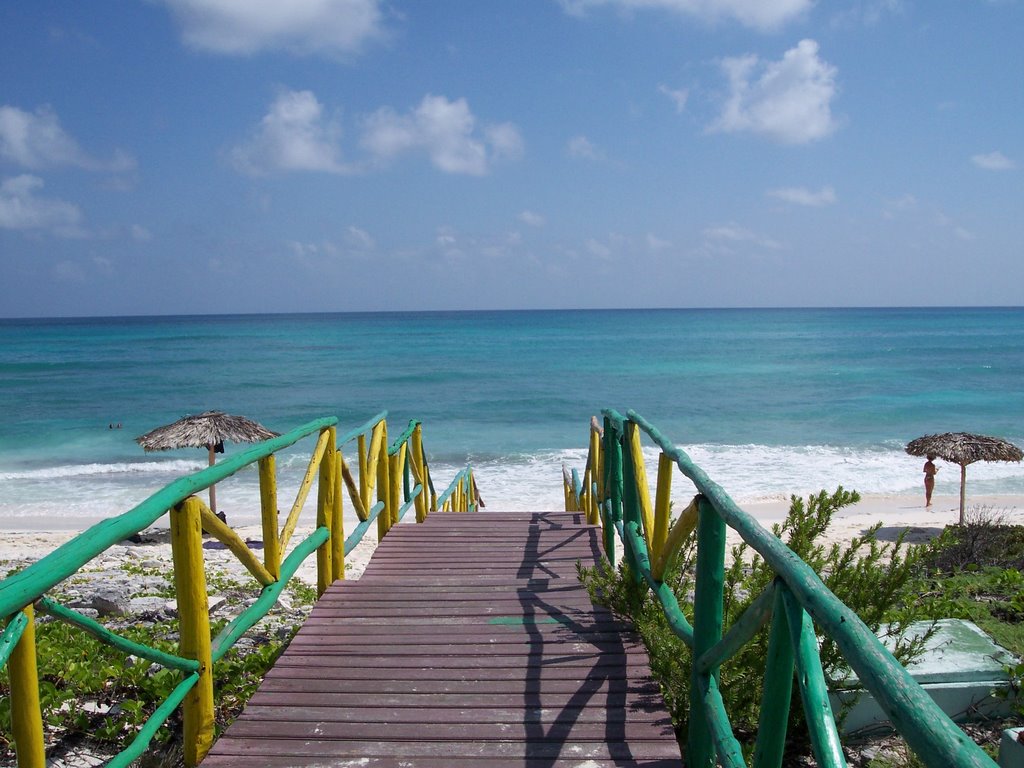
top-left (517, 512), bottom-right (630, 766)
top-left (513, 511), bottom-right (679, 767)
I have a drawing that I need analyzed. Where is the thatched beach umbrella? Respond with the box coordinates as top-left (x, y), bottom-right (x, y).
top-left (905, 432), bottom-right (1023, 523)
top-left (136, 411), bottom-right (278, 515)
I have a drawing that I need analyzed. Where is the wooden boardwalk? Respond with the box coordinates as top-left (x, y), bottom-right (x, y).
top-left (204, 511), bottom-right (681, 767)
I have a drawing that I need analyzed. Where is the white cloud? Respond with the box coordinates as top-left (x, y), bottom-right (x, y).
top-left (767, 185), bottom-right (837, 206)
top-left (711, 39), bottom-right (839, 144)
top-left (519, 210), bottom-right (545, 227)
top-left (345, 225), bottom-right (375, 249)
top-left (229, 90), bottom-right (350, 176)
top-left (131, 224), bottom-right (153, 241)
top-left (485, 123), bottom-right (526, 161)
top-left (361, 95), bottom-right (522, 175)
top-left (0, 174), bottom-right (84, 234)
top-left (157, 0), bottom-right (387, 56)
top-left (703, 222), bottom-right (782, 250)
top-left (0, 105), bottom-right (135, 171)
top-left (52, 260), bottom-right (87, 282)
top-left (882, 193), bottom-right (917, 219)
top-left (658, 84), bottom-right (689, 113)
top-left (586, 238), bottom-right (613, 259)
top-left (557, 0), bottom-right (812, 31)
top-left (567, 135), bottom-right (604, 160)
top-left (647, 232), bottom-right (672, 250)
top-left (972, 151), bottom-right (1016, 171)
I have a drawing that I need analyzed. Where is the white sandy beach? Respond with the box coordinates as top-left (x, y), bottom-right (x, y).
top-left (0, 524), bottom-right (381, 585)
top-left (2, 493), bottom-right (1021, 582)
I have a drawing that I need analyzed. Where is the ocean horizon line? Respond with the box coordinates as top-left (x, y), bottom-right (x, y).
top-left (2, 304), bottom-right (1022, 323)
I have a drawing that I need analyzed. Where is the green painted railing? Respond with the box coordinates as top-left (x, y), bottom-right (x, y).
top-left (566, 408), bottom-right (998, 768)
top-left (0, 412), bottom-right (476, 768)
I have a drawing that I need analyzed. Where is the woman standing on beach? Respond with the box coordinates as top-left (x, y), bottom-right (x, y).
top-left (923, 455), bottom-right (939, 506)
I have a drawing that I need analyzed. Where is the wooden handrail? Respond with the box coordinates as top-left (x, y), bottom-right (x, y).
top-left (567, 409), bottom-right (999, 768)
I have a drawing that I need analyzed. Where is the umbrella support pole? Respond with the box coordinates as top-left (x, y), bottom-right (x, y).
top-left (959, 464), bottom-right (967, 525)
top-left (208, 445), bottom-right (217, 517)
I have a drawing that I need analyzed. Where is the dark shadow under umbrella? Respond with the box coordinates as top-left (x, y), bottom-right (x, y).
top-left (905, 432), bottom-right (1023, 524)
top-left (136, 410), bottom-right (278, 516)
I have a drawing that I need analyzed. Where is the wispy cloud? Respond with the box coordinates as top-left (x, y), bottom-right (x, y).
top-left (0, 174), bottom-right (85, 236)
top-left (567, 134), bottom-right (604, 160)
top-left (767, 185), bottom-right (837, 206)
top-left (361, 95), bottom-right (523, 175)
top-left (658, 84), bottom-right (689, 113)
top-left (557, 0), bottom-right (812, 32)
top-left (703, 222), bottom-right (782, 251)
top-left (157, 0), bottom-right (388, 57)
top-left (519, 210), bottom-right (545, 227)
top-left (0, 105), bottom-right (134, 171)
top-left (972, 151), bottom-right (1016, 171)
top-left (711, 39), bottom-right (839, 145)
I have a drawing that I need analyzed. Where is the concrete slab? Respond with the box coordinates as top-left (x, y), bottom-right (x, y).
top-left (1000, 727), bottom-right (1024, 768)
top-left (828, 619), bottom-right (1019, 735)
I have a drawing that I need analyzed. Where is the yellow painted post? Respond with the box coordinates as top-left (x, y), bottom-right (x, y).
top-left (412, 425), bottom-right (428, 523)
top-left (357, 432), bottom-right (368, 509)
top-left (589, 426), bottom-right (603, 524)
top-left (332, 451), bottom-right (345, 581)
top-left (316, 427), bottom-right (336, 596)
top-left (626, 422), bottom-right (656, 554)
top-left (390, 444), bottom-right (405, 527)
top-left (366, 422), bottom-right (385, 519)
top-left (258, 455), bottom-right (280, 580)
top-left (653, 452), bottom-right (674, 561)
top-left (585, 468), bottom-right (593, 518)
top-left (171, 496), bottom-right (215, 767)
top-left (8, 605), bottom-right (44, 768)
top-left (376, 423), bottom-right (391, 539)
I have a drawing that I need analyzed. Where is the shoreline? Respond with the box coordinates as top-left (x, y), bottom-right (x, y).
top-left (3, 494), bottom-right (1021, 578)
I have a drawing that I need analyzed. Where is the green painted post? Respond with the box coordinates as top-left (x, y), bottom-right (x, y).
top-left (403, 445), bottom-right (411, 502)
top-left (753, 583), bottom-right (796, 768)
top-left (688, 496), bottom-right (727, 768)
top-left (619, 423), bottom-right (642, 580)
top-left (782, 587), bottom-right (847, 768)
top-left (602, 416), bottom-right (622, 563)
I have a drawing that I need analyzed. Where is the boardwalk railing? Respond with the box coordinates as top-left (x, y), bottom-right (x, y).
top-left (0, 412), bottom-right (476, 768)
top-left (564, 408), bottom-right (999, 768)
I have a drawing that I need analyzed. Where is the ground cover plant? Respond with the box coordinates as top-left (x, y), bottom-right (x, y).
top-left (0, 562), bottom-right (316, 765)
top-left (580, 488), bottom-right (942, 761)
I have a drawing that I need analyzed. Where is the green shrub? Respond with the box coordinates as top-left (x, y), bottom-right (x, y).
top-left (579, 488), bottom-right (931, 755)
top-left (0, 570), bottom-right (315, 762)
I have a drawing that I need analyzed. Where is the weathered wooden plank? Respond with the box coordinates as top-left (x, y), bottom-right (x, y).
top-left (205, 511), bottom-right (681, 767)
top-left (203, 754), bottom-right (681, 768)
top-left (232, 704), bottom-right (670, 724)
top-left (250, 684), bottom-right (659, 704)
top-left (223, 718), bottom-right (676, 741)
top-left (204, 737), bottom-right (682, 759)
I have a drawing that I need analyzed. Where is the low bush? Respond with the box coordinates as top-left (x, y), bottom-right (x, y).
top-left (579, 487), bottom-right (931, 757)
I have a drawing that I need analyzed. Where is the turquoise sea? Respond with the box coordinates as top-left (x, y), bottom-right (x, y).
top-left (1, 307), bottom-right (1022, 529)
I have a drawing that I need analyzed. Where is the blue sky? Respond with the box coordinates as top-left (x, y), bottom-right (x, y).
top-left (1, 1), bottom-right (1021, 317)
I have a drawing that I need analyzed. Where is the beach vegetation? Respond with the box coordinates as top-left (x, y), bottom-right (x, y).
top-left (578, 487), bottom-right (931, 758)
top-left (908, 506), bottom-right (1024, 725)
top-left (0, 570), bottom-right (316, 763)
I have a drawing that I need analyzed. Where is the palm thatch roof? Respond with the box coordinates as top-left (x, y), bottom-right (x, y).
top-left (905, 432), bottom-right (1023, 466)
top-left (135, 411), bottom-right (278, 452)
